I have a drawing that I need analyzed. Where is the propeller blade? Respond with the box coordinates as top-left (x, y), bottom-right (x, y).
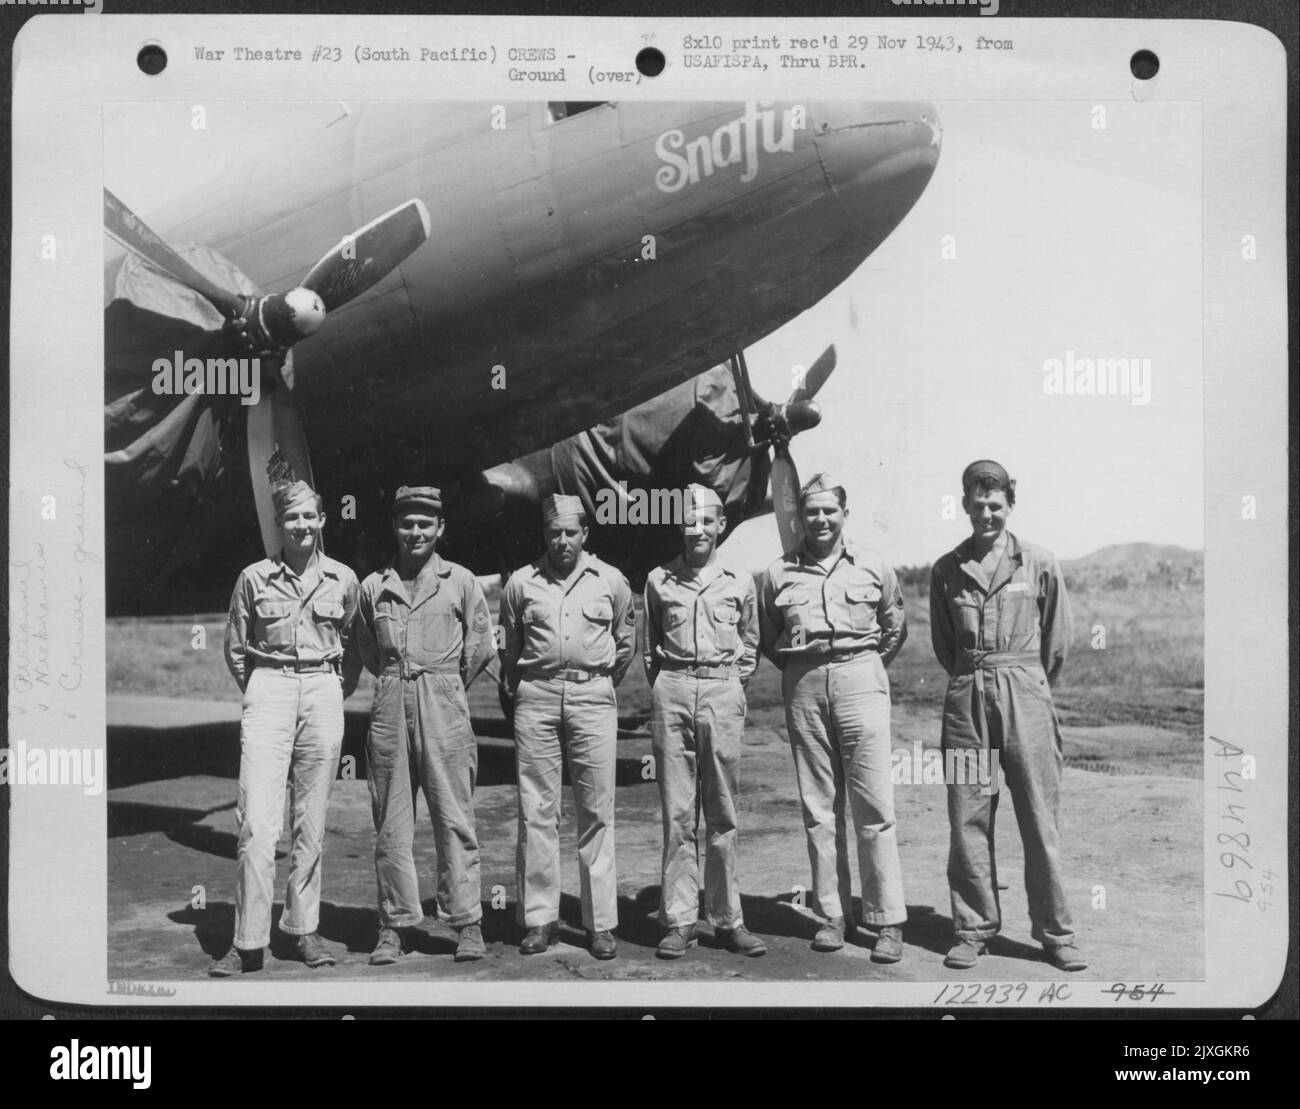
top-left (771, 445), bottom-right (803, 554)
top-left (104, 188), bottom-right (246, 317)
top-left (300, 198), bottom-right (431, 311)
top-left (247, 356), bottom-right (319, 558)
top-left (786, 344), bottom-right (837, 407)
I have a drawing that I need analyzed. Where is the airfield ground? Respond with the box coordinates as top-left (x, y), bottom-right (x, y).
top-left (105, 585), bottom-right (1204, 990)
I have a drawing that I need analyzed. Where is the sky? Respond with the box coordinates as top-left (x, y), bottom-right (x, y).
top-left (105, 99), bottom-right (1203, 567)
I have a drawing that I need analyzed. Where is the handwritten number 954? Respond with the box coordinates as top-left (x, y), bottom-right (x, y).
top-left (1106, 982), bottom-right (1173, 1002)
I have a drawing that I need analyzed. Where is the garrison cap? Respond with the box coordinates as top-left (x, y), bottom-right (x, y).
top-left (798, 472), bottom-right (845, 505)
top-left (393, 485), bottom-right (443, 516)
top-left (272, 479), bottom-right (319, 518)
top-left (961, 459), bottom-right (1014, 493)
top-left (686, 484), bottom-right (723, 512)
top-left (542, 493), bottom-right (585, 524)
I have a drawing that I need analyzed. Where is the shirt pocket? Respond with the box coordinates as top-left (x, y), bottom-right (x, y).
top-left (775, 589), bottom-right (810, 643)
top-left (711, 600), bottom-right (741, 652)
top-left (419, 606), bottom-right (462, 655)
top-left (310, 599), bottom-right (345, 650)
top-left (841, 583), bottom-right (881, 633)
top-left (997, 587), bottom-right (1039, 650)
top-left (662, 604), bottom-right (690, 656)
top-left (255, 599), bottom-right (297, 650)
top-left (581, 599), bottom-right (613, 651)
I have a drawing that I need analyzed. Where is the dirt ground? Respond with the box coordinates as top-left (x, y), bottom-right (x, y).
top-left (106, 689), bottom-right (1203, 990)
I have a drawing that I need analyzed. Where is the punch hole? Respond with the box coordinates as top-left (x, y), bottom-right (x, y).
top-left (635, 47), bottom-right (666, 77)
top-left (137, 43), bottom-right (167, 75)
top-left (1129, 49), bottom-right (1159, 80)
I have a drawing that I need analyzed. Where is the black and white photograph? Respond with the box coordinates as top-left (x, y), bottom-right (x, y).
top-left (4, 12), bottom-right (1291, 1019)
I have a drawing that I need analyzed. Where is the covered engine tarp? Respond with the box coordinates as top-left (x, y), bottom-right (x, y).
top-left (105, 245), bottom-right (261, 494)
top-left (551, 364), bottom-right (771, 534)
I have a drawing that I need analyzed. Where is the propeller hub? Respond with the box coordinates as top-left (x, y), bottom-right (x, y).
top-left (281, 287), bottom-right (327, 337)
top-left (785, 400), bottom-right (822, 435)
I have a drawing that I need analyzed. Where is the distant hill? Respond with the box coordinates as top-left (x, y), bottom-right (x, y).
top-left (895, 542), bottom-right (1204, 594)
top-left (1063, 543), bottom-right (1202, 592)
top-left (1065, 543), bottom-right (1201, 569)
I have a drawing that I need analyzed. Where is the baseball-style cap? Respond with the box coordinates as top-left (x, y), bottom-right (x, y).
top-left (393, 485), bottom-right (442, 516)
top-left (961, 459), bottom-right (1013, 491)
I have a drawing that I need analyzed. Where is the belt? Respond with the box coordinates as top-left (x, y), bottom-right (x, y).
top-left (660, 662), bottom-right (740, 680)
top-left (545, 668), bottom-right (608, 683)
top-left (259, 659), bottom-right (337, 675)
top-left (784, 649), bottom-right (874, 666)
top-left (956, 649), bottom-right (1042, 676)
top-left (381, 661), bottom-right (462, 681)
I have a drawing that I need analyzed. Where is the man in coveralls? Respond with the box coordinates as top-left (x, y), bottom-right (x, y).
top-left (643, 484), bottom-right (766, 959)
top-left (211, 479), bottom-right (360, 976)
top-left (759, 473), bottom-right (908, 964)
top-left (929, 460), bottom-right (1086, 972)
top-left (353, 486), bottom-right (495, 966)
top-left (498, 493), bottom-right (636, 960)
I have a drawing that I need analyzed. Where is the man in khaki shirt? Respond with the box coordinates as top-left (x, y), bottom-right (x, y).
top-left (643, 485), bottom-right (764, 959)
top-left (212, 480), bottom-right (360, 977)
top-left (929, 459), bottom-right (1084, 972)
top-left (759, 473), bottom-right (908, 964)
top-left (498, 493), bottom-right (635, 960)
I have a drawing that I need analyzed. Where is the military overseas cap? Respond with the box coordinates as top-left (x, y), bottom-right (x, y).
top-left (272, 479), bottom-right (319, 518)
top-left (686, 483), bottom-right (723, 512)
top-left (798, 472), bottom-right (846, 505)
top-left (393, 485), bottom-right (443, 516)
top-left (961, 459), bottom-right (1014, 492)
top-left (542, 493), bottom-right (585, 524)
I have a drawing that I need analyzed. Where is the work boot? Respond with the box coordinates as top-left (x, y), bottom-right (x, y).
top-left (208, 947), bottom-right (262, 978)
top-left (294, 932), bottom-right (336, 968)
top-left (369, 927), bottom-right (403, 966)
top-left (455, 923), bottom-right (486, 962)
top-left (944, 938), bottom-right (986, 969)
top-left (656, 925), bottom-right (698, 960)
top-left (811, 916), bottom-right (847, 952)
top-left (519, 921), bottom-right (559, 955)
top-left (717, 925), bottom-right (767, 958)
top-left (1046, 943), bottom-right (1088, 972)
top-left (589, 930), bottom-right (618, 960)
top-left (870, 925), bottom-right (904, 965)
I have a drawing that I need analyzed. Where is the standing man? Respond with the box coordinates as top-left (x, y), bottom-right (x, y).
top-left (929, 460), bottom-right (1085, 972)
top-left (644, 485), bottom-right (765, 959)
top-left (759, 474), bottom-right (908, 965)
top-left (352, 486), bottom-right (495, 966)
top-left (212, 479), bottom-right (360, 976)
top-left (498, 493), bottom-right (635, 960)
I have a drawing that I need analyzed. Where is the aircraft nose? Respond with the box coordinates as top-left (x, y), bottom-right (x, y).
top-left (810, 102), bottom-right (942, 242)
